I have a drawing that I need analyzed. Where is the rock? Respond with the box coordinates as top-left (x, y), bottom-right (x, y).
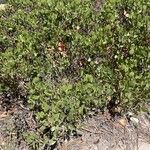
top-left (130, 117), bottom-right (139, 126)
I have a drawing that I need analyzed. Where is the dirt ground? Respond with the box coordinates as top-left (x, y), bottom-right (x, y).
top-left (0, 105), bottom-right (150, 150)
top-left (0, 108), bottom-right (34, 150)
top-left (58, 110), bottom-right (150, 150)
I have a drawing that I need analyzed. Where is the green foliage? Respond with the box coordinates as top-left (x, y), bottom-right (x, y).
top-left (0, 0), bottom-right (150, 148)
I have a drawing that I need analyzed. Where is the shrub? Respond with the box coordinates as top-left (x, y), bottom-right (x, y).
top-left (0, 0), bottom-right (150, 148)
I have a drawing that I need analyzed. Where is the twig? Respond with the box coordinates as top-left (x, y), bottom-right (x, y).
top-left (80, 126), bottom-right (113, 135)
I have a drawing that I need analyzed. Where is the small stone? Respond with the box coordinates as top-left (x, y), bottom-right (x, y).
top-left (130, 117), bottom-right (139, 125)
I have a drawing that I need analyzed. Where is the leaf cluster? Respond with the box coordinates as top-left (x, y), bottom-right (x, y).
top-left (0, 0), bottom-right (150, 148)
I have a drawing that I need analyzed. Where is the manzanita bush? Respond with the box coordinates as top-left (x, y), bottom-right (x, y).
top-left (0, 0), bottom-right (150, 149)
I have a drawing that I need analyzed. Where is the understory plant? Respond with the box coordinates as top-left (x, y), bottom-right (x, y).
top-left (0, 0), bottom-right (150, 149)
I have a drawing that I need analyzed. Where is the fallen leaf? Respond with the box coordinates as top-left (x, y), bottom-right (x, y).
top-left (0, 111), bottom-right (9, 119)
top-left (58, 41), bottom-right (67, 57)
top-left (107, 96), bottom-right (111, 101)
top-left (124, 10), bottom-right (129, 17)
top-left (117, 118), bottom-right (128, 127)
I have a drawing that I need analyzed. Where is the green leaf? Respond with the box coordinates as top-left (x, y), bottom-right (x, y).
top-left (121, 64), bottom-right (129, 72)
top-left (84, 74), bottom-right (94, 83)
top-left (129, 48), bottom-right (134, 55)
top-left (42, 102), bottom-right (50, 112)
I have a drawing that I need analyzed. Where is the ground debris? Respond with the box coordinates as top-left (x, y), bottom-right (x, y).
top-left (58, 111), bottom-right (150, 150)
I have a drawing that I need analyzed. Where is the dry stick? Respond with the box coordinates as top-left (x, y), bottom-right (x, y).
top-left (80, 126), bottom-right (113, 135)
top-left (136, 128), bottom-right (139, 150)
